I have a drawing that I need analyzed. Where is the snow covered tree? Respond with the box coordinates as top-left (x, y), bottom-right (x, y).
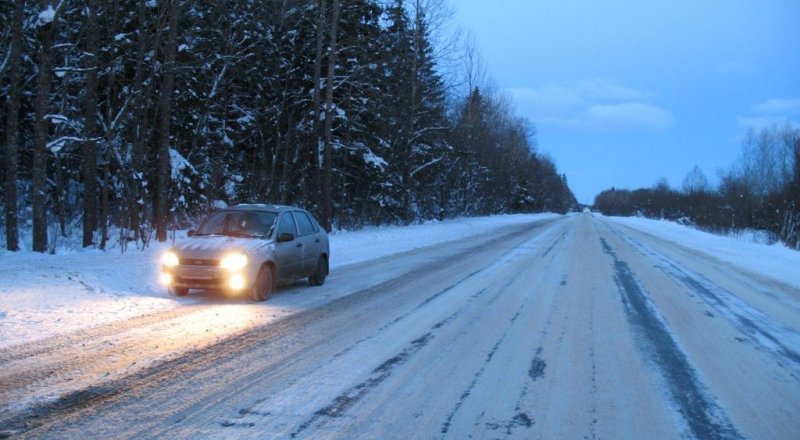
top-left (0, 0), bottom-right (577, 252)
top-left (31, 1), bottom-right (62, 252)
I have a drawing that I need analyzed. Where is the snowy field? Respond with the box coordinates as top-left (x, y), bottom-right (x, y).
top-left (0, 214), bottom-right (558, 349)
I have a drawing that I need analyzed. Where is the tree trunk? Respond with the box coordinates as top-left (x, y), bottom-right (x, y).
top-left (311, 0), bottom-right (326, 214)
top-left (404, 1), bottom-right (422, 222)
top-left (280, 110), bottom-right (295, 205)
top-left (32, 0), bottom-right (59, 252)
top-left (155, 0), bottom-right (179, 242)
top-left (99, 155), bottom-right (110, 250)
top-left (3, 0), bottom-right (24, 251)
top-left (321, 0), bottom-right (339, 231)
top-left (82, 0), bottom-right (99, 247)
top-left (130, 0), bottom-right (149, 241)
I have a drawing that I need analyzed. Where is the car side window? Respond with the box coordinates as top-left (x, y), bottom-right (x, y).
top-left (306, 212), bottom-right (322, 233)
top-left (277, 213), bottom-right (298, 238)
top-left (293, 211), bottom-right (316, 236)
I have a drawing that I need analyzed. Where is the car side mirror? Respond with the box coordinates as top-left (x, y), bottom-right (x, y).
top-left (187, 229), bottom-right (196, 237)
top-left (277, 232), bottom-right (295, 243)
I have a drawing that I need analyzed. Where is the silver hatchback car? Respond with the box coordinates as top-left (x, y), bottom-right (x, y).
top-left (160, 204), bottom-right (330, 301)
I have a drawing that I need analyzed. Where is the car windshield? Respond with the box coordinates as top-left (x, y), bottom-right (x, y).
top-left (194, 210), bottom-right (277, 238)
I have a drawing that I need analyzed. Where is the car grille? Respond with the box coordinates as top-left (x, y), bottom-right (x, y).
top-left (179, 258), bottom-right (219, 267)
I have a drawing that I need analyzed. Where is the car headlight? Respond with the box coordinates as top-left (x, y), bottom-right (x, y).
top-left (220, 253), bottom-right (248, 271)
top-left (160, 272), bottom-right (173, 285)
top-left (228, 273), bottom-right (247, 290)
top-left (162, 251), bottom-right (179, 267)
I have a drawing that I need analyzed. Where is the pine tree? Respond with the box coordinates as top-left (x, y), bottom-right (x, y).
top-left (155, 0), bottom-right (180, 242)
top-left (3, 0), bottom-right (25, 251)
top-left (82, 0), bottom-right (99, 247)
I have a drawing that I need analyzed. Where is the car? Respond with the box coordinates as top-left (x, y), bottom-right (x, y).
top-left (159, 204), bottom-right (330, 301)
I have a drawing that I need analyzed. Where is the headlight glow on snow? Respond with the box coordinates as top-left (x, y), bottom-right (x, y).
top-left (220, 253), bottom-right (248, 271)
top-left (162, 251), bottom-right (180, 267)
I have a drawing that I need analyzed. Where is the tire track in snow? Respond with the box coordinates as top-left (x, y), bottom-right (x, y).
top-left (290, 296), bottom-right (481, 438)
top-left (478, 228), bottom-right (574, 439)
top-left (439, 304), bottom-right (528, 437)
top-left (601, 237), bottom-right (743, 440)
top-left (439, 231), bottom-right (569, 439)
top-left (607, 224), bottom-right (800, 375)
top-left (328, 268), bottom-right (485, 361)
top-left (541, 231), bottom-right (567, 257)
top-left (287, 226), bottom-right (565, 438)
top-left (327, 219), bottom-right (565, 362)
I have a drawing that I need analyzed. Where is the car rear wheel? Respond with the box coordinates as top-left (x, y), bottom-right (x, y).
top-left (252, 266), bottom-right (275, 302)
top-left (168, 286), bottom-right (189, 297)
top-left (308, 255), bottom-right (328, 286)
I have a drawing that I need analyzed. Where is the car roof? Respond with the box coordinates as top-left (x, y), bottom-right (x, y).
top-left (221, 204), bottom-right (302, 213)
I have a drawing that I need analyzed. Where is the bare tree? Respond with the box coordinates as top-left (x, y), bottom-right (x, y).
top-left (3, 0), bottom-right (24, 251)
top-left (461, 32), bottom-right (486, 96)
top-left (739, 124), bottom-right (800, 196)
top-left (682, 165), bottom-right (709, 195)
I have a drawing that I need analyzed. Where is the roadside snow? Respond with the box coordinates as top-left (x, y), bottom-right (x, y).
top-left (607, 216), bottom-right (800, 288)
top-left (329, 214), bottom-right (560, 268)
top-left (0, 214), bottom-right (556, 349)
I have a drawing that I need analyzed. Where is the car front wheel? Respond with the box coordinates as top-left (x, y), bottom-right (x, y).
top-left (308, 255), bottom-right (328, 286)
top-left (252, 266), bottom-right (275, 302)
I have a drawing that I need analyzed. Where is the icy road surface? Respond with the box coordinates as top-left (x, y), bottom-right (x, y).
top-left (1, 214), bottom-right (799, 439)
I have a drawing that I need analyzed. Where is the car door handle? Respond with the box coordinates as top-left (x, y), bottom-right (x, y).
top-left (315, 238), bottom-right (320, 243)
top-left (296, 243), bottom-right (303, 248)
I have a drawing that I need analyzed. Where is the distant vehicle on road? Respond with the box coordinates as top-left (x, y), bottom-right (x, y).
top-left (160, 204), bottom-right (329, 301)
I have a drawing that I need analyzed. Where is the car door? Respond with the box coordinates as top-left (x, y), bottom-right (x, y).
top-left (274, 212), bottom-right (303, 281)
top-left (292, 210), bottom-right (321, 274)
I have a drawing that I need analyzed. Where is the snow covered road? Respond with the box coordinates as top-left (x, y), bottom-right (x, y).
top-left (1, 214), bottom-right (798, 439)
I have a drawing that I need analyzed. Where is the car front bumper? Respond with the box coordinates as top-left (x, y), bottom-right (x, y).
top-left (162, 265), bottom-right (250, 292)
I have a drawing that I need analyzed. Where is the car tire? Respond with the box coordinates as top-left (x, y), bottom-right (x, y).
top-left (308, 255), bottom-right (328, 286)
top-left (168, 286), bottom-right (189, 297)
top-left (252, 266), bottom-right (275, 302)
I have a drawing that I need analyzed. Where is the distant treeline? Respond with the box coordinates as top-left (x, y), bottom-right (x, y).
top-left (1, 0), bottom-right (576, 252)
top-left (594, 124), bottom-right (800, 249)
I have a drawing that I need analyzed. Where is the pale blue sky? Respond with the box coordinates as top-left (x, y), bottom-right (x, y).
top-left (451, 0), bottom-right (800, 204)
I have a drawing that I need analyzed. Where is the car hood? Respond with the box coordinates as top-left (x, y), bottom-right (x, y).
top-left (174, 235), bottom-right (274, 260)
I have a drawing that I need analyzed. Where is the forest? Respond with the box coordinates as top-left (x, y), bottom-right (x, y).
top-left (0, 0), bottom-right (577, 253)
top-left (594, 123), bottom-right (800, 249)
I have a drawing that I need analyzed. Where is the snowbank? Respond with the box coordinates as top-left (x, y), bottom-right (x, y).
top-left (607, 216), bottom-right (800, 288)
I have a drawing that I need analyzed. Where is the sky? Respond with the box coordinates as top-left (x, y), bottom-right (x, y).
top-left (450, 0), bottom-right (800, 204)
